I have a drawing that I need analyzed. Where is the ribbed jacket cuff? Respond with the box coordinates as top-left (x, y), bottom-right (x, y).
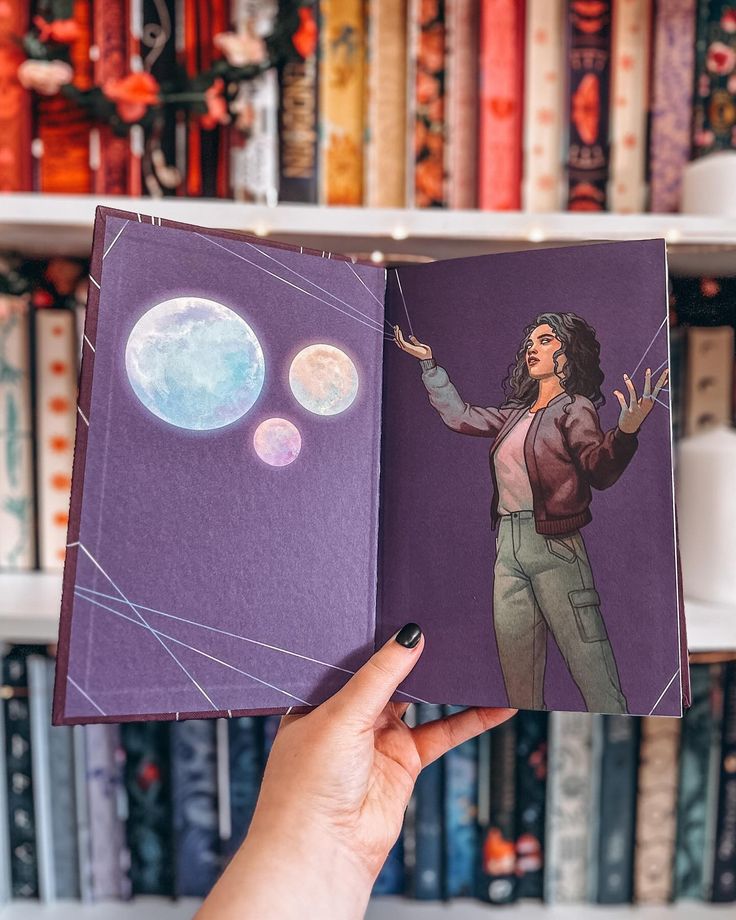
top-left (420, 357), bottom-right (436, 371)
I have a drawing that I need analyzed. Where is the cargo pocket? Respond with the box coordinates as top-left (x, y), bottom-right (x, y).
top-left (568, 588), bottom-right (607, 642)
top-left (546, 536), bottom-right (576, 564)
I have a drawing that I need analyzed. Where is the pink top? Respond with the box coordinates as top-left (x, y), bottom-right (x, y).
top-left (494, 410), bottom-right (535, 514)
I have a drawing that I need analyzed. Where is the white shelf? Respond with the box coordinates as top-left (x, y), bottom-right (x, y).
top-left (1, 193), bottom-right (735, 273)
top-left (0, 571), bottom-right (732, 653)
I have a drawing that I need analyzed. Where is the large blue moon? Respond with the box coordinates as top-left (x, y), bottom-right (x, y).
top-left (125, 297), bottom-right (265, 430)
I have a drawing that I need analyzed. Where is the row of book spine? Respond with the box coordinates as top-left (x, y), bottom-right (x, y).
top-left (1, 1), bottom-right (734, 211)
top-left (1, 649), bottom-right (735, 905)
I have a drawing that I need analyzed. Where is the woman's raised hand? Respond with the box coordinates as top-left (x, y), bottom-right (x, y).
top-left (614, 367), bottom-right (669, 434)
top-left (393, 324), bottom-right (433, 360)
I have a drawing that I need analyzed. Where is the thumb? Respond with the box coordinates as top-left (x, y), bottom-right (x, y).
top-left (324, 623), bottom-right (424, 729)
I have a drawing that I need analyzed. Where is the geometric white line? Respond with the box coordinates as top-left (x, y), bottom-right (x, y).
top-left (345, 261), bottom-right (394, 332)
top-left (103, 221), bottom-right (128, 259)
top-left (77, 406), bottom-right (89, 426)
top-left (653, 358), bottom-right (668, 375)
top-left (137, 213), bottom-right (142, 222)
top-left (653, 395), bottom-right (669, 410)
top-left (83, 334), bottom-right (96, 353)
top-left (67, 675), bottom-right (106, 716)
top-left (88, 274), bottom-right (100, 290)
top-left (394, 270), bottom-right (415, 337)
top-left (74, 590), bottom-right (312, 705)
top-left (72, 543), bottom-right (218, 710)
top-left (630, 316), bottom-right (668, 380)
top-left (648, 667), bottom-right (680, 716)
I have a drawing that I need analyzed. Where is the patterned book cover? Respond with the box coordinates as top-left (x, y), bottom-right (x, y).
top-left (712, 661), bottom-right (736, 902)
top-left (408, 0), bottom-right (447, 208)
top-left (675, 664), bottom-right (717, 898)
top-left (684, 325), bottom-right (734, 436)
top-left (225, 716), bottom-right (264, 857)
top-left (565, 0), bottom-right (613, 211)
top-left (318, 0), bottom-right (365, 205)
top-left (85, 724), bottom-right (130, 900)
top-left (445, 0), bottom-right (478, 209)
top-left (634, 716), bottom-right (682, 903)
top-left (692, 0), bottom-right (736, 159)
top-left (0, 1), bottom-right (32, 191)
top-left (92, 0), bottom-right (131, 196)
top-left (229, 0), bottom-right (279, 205)
top-left (34, 0), bottom-right (94, 193)
top-left (478, 0), bottom-right (525, 210)
top-left (278, 0), bottom-right (319, 202)
top-left (478, 716), bottom-right (518, 903)
top-left (121, 721), bottom-right (174, 896)
top-left (412, 703), bottom-right (445, 900)
top-left (648, 0), bottom-right (697, 213)
top-left (171, 718), bottom-right (221, 897)
top-left (544, 712), bottom-right (594, 903)
top-left (442, 705), bottom-right (477, 898)
top-left (0, 288), bottom-right (35, 571)
top-left (34, 307), bottom-right (77, 572)
top-left (596, 715), bottom-right (640, 903)
top-left (3, 649), bottom-right (38, 899)
top-left (522, 0), bottom-right (565, 211)
top-left (514, 710), bottom-right (547, 900)
top-left (365, 0), bottom-right (407, 208)
top-left (608, 0), bottom-right (652, 213)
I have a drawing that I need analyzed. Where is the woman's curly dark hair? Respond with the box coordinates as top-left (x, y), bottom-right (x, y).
top-left (502, 312), bottom-right (605, 408)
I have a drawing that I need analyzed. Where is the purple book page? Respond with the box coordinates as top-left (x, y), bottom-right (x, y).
top-left (379, 239), bottom-right (686, 717)
top-left (54, 208), bottom-right (386, 724)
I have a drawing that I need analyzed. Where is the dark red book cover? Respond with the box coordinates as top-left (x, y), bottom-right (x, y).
top-left (0, 1), bottom-right (33, 191)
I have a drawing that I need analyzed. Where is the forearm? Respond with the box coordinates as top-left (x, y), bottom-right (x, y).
top-left (420, 360), bottom-right (505, 436)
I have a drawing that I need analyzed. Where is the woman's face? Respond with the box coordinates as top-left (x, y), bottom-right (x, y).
top-left (525, 323), bottom-right (566, 379)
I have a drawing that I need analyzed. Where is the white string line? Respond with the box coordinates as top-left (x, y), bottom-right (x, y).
top-left (76, 406), bottom-right (89, 426)
top-left (393, 271), bottom-right (415, 337)
top-left (194, 233), bottom-right (385, 336)
top-left (245, 243), bottom-right (387, 332)
top-left (67, 676), bottom-right (106, 716)
top-left (74, 590), bottom-right (312, 705)
top-left (648, 667), bottom-right (680, 715)
top-left (67, 542), bottom-right (218, 710)
top-left (630, 316), bottom-right (668, 379)
top-left (83, 334), bottom-right (96, 353)
top-left (73, 583), bottom-right (431, 705)
top-left (653, 395), bottom-right (669, 409)
top-left (88, 274), bottom-right (100, 290)
top-left (345, 262), bottom-right (394, 331)
top-left (652, 358), bottom-right (668, 375)
top-left (102, 221), bottom-right (128, 259)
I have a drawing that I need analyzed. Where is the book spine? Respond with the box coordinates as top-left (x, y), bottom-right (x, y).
top-left (514, 711), bottom-right (547, 900)
top-left (478, 716), bottom-right (518, 903)
top-left (648, 0), bottom-right (697, 213)
top-left (85, 724), bottom-right (129, 900)
top-left (318, 0), bottom-right (365, 204)
top-left (634, 716), bottom-right (682, 903)
top-left (141, 0), bottom-right (180, 199)
top-left (692, 0), bottom-right (736, 159)
top-left (0, 1), bottom-right (33, 191)
top-left (372, 837), bottom-right (405, 895)
top-left (596, 715), bottom-right (640, 903)
top-left (196, 0), bottom-right (230, 199)
top-left (365, 0), bottom-right (408, 208)
top-left (712, 661), bottom-right (736, 902)
top-left (408, 0), bottom-right (447, 208)
top-left (703, 663), bottom-right (727, 898)
top-left (608, 0), bottom-right (652, 213)
top-left (182, 0), bottom-right (202, 196)
top-left (442, 705), bottom-right (478, 898)
top-left (0, 298), bottom-right (36, 570)
top-left (226, 716), bottom-right (264, 858)
top-left (92, 0), bottom-right (130, 195)
top-left (27, 656), bottom-right (55, 903)
top-left (34, 307), bottom-right (77, 572)
top-left (522, 0), bottom-right (565, 211)
top-left (402, 704), bottom-right (418, 896)
top-left (0, 672), bottom-right (9, 906)
top-left (668, 324), bottom-right (686, 445)
top-left (444, 0), bottom-right (478, 209)
top-left (544, 712), bottom-right (593, 903)
top-left (684, 325), bottom-right (735, 436)
top-left (71, 725), bottom-right (93, 901)
top-left (413, 703), bottom-right (445, 900)
top-left (564, 0), bottom-right (613, 211)
top-left (477, 0), bottom-right (525, 210)
top-left (278, 0), bottom-right (320, 202)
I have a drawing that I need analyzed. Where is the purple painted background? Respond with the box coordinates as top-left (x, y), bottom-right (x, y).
top-left (379, 239), bottom-right (684, 717)
top-left (64, 217), bottom-right (387, 720)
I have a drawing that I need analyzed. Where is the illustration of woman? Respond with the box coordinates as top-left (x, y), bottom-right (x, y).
top-left (394, 313), bottom-right (668, 714)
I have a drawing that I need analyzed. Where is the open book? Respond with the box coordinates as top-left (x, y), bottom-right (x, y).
top-left (52, 206), bottom-right (690, 725)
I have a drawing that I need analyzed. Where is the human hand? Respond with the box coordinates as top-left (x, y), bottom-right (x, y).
top-left (614, 367), bottom-right (669, 434)
top-left (198, 624), bottom-right (516, 920)
top-left (394, 324), bottom-right (433, 360)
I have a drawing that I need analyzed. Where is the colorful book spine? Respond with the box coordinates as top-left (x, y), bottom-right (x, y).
top-left (478, 0), bottom-right (525, 210)
top-left (34, 307), bottom-right (77, 572)
top-left (443, 705), bottom-right (478, 898)
top-left (0, 1), bottom-right (32, 191)
top-left (648, 0), bottom-right (697, 213)
top-left (278, 0), bottom-right (319, 203)
top-left (444, 0), bottom-right (478, 209)
top-left (692, 0), bottom-right (736, 159)
top-left (608, 0), bottom-right (653, 213)
top-left (634, 717), bottom-right (682, 903)
top-left (522, 0), bottom-right (565, 212)
top-left (478, 717), bottom-right (518, 904)
top-left (225, 716), bottom-right (264, 858)
top-left (596, 715), bottom-right (640, 903)
top-left (85, 724), bottom-right (129, 900)
top-left (0, 296), bottom-right (35, 570)
top-left (412, 704), bottom-right (445, 900)
top-left (544, 712), bottom-right (594, 903)
top-left (408, 0), bottom-right (447, 208)
top-left (92, 0), bottom-right (131, 196)
top-left (565, 0), bottom-right (613, 211)
top-left (712, 661), bottom-right (736, 902)
top-left (514, 711), bottom-right (547, 900)
top-left (142, 0), bottom-right (180, 199)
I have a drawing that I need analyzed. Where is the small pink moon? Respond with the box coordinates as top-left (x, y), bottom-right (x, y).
top-left (253, 418), bottom-right (301, 467)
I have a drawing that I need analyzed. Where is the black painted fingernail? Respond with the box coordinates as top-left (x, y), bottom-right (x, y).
top-left (395, 623), bottom-right (422, 648)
